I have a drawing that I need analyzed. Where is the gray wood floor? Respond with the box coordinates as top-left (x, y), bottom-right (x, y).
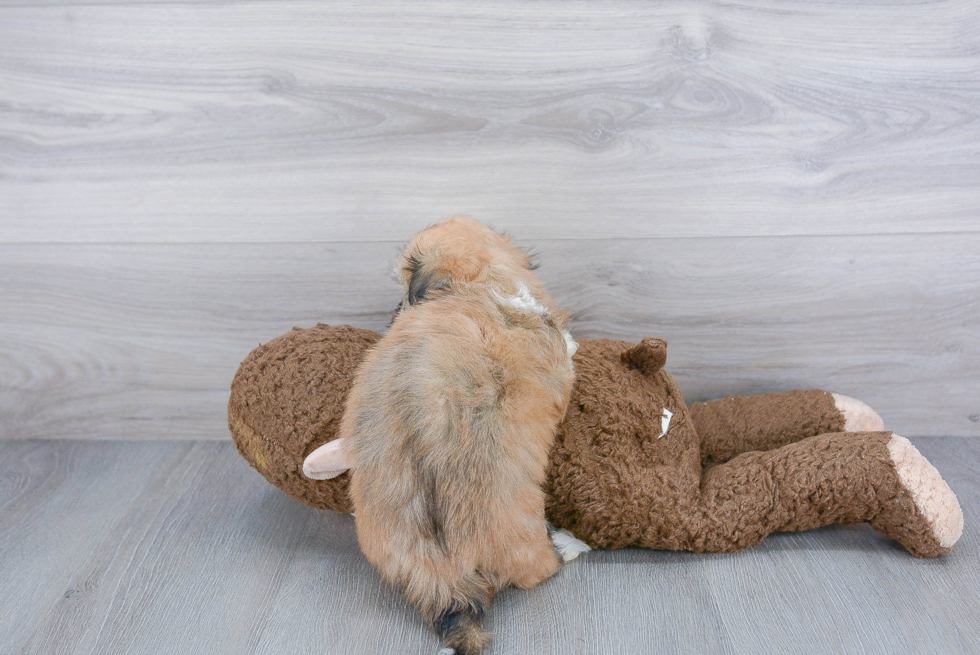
top-left (1, 437), bottom-right (977, 655)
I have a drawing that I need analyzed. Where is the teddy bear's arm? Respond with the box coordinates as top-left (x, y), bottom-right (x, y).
top-left (689, 389), bottom-right (875, 468)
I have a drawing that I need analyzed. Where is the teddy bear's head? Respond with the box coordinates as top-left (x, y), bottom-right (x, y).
top-left (228, 324), bottom-right (380, 512)
top-left (543, 336), bottom-right (699, 548)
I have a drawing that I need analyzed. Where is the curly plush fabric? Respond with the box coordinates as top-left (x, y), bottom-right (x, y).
top-left (229, 324), bottom-right (961, 557)
top-left (228, 325), bottom-right (379, 513)
top-left (690, 389), bottom-right (845, 469)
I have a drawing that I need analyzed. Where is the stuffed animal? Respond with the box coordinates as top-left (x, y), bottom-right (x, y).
top-left (229, 323), bottom-right (963, 558)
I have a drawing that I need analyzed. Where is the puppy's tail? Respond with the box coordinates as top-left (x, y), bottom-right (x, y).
top-left (420, 573), bottom-right (493, 655)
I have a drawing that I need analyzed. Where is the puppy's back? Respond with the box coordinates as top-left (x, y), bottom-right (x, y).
top-left (344, 288), bottom-right (573, 651)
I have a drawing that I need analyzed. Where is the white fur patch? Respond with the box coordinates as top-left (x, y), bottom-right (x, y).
top-left (563, 330), bottom-right (578, 357)
top-left (493, 282), bottom-right (548, 315)
top-left (551, 528), bottom-right (592, 562)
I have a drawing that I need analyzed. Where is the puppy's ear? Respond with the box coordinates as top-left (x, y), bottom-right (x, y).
top-left (403, 251), bottom-right (452, 305)
top-left (407, 263), bottom-right (450, 305)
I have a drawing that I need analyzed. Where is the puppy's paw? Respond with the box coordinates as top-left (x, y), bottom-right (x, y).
top-left (550, 528), bottom-right (592, 562)
top-left (832, 393), bottom-right (885, 432)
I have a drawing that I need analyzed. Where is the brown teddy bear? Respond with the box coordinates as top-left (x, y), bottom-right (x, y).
top-left (228, 323), bottom-right (963, 558)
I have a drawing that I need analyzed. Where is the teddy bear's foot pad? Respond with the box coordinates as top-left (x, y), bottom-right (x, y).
top-left (832, 393), bottom-right (885, 432)
top-left (887, 435), bottom-right (964, 551)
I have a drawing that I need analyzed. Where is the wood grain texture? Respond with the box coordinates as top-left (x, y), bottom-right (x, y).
top-left (1, 438), bottom-right (977, 655)
top-left (1, 0), bottom-right (979, 241)
top-left (2, 234), bottom-right (977, 440)
top-left (18, 442), bottom-right (320, 655)
top-left (0, 441), bottom-right (181, 651)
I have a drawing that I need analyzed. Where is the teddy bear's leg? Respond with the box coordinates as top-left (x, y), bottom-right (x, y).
top-left (685, 431), bottom-right (962, 557)
top-left (690, 389), bottom-right (883, 468)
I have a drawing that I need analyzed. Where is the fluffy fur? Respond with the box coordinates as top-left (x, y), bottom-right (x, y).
top-left (342, 216), bottom-right (576, 654)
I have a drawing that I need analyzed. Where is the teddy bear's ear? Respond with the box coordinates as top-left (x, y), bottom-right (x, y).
top-left (621, 337), bottom-right (668, 377)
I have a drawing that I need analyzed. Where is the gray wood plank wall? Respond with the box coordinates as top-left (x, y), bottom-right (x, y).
top-left (2, 1), bottom-right (978, 438)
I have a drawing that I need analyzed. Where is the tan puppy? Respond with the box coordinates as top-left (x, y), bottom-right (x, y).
top-left (341, 216), bottom-right (576, 654)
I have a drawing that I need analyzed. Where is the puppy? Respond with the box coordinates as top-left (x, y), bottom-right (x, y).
top-left (341, 216), bottom-right (576, 654)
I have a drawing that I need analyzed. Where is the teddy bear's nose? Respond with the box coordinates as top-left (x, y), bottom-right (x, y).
top-left (621, 337), bottom-right (668, 377)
